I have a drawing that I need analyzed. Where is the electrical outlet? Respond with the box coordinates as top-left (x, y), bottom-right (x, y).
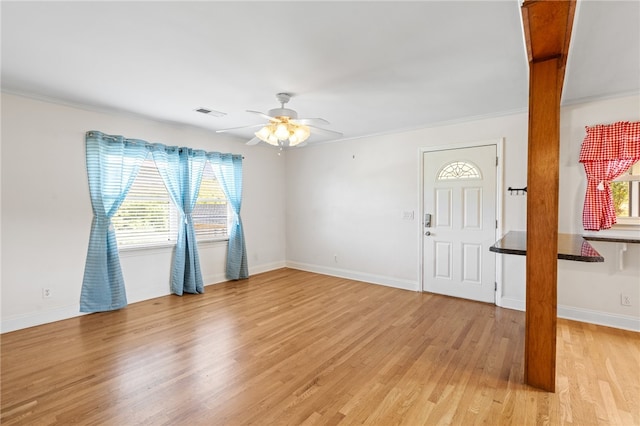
top-left (42, 288), bottom-right (52, 299)
top-left (621, 293), bottom-right (632, 306)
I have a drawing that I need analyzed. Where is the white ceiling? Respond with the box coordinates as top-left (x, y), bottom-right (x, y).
top-left (2, 1), bottom-right (638, 146)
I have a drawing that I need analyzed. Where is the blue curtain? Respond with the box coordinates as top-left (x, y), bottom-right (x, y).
top-left (152, 145), bottom-right (207, 295)
top-left (209, 153), bottom-right (248, 280)
top-left (81, 131), bottom-right (245, 312)
top-left (80, 132), bottom-right (148, 312)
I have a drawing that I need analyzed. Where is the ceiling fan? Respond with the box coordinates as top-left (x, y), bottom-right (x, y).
top-left (216, 93), bottom-right (343, 147)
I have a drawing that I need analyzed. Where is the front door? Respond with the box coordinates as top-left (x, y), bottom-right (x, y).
top-left (423, 145), bottom-right (497, 303)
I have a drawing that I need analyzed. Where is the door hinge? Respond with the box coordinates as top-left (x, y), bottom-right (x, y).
top-left (496, 156), bottom-right (499, 167)
top-left (496, 220), bottom-right (498, 229)
top-left (494, 282), bottom-right (497, 291)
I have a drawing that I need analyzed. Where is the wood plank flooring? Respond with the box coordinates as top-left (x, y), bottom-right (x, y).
top-left (2, 268), bottom-right (638, 425)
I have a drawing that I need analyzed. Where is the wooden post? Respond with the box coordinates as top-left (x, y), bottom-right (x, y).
top-left (521, 0), bottom-right (576, 392)
top-left (525, 57), bottom-right (561, 391)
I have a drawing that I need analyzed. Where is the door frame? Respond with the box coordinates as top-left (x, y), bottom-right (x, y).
top-left (418, 138), bottom-right (505, 304)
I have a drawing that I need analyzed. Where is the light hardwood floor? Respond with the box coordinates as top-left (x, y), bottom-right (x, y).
top-left (1, 268), bottom-right (638, 425)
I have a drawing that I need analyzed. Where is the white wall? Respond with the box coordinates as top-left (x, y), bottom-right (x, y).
top-left (556, 96), bottom-right (640, 330)
top-left (286, 110), bottom-right (530, 292)
top-left (2, 93), bottom-right (639, 333)
top-left (285, 94), bottom-right (640, 331)
top-left (1, 93), bottom-right (287, 332)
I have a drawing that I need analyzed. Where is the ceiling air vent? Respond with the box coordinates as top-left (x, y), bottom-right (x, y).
top-left (195, 107), bottom-right (226, 117)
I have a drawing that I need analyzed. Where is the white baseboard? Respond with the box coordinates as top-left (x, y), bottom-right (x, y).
top-left (286, 261), bottom-right (419, 292)
top-left (1, 304), bottom-right (87, 334)
top-left (4, 266), bottom-right (636, 333)
top-left (499, 297), bottom-right (525, 311)
top-left (1, 261), bottom-right (287, 334)
top-left (249, 261), bottom-right (287, 276)
top-left (202, 272), bottom-right (227, 286)
top-left (558, 305), bottom-right (640, 332)
top-left (499, 297), bottom-right (640, 332)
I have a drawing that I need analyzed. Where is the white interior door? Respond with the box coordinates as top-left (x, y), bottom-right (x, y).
top-left (423, 145), bottom-right (497, 303)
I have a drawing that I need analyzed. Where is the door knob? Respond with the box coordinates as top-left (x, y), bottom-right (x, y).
top-left (425, 231), bottom-right (431, 236)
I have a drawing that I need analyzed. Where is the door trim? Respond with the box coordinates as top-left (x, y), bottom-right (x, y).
top-left (418, 138), bottom-right (504, 303)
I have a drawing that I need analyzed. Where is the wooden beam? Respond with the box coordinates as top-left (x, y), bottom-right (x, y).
top-left (521, 0), bottom-right (576, 392)
top-left (525, 57), bottom-right (561, 391)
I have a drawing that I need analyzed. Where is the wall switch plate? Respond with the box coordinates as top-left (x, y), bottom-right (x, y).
top-left (402, 211), bottom-right (414, 220)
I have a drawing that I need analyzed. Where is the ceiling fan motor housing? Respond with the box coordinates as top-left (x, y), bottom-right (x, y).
top-left (270, 93), bottom-right (297, 119)
top-left (268, 107), bottom-right (298, 119)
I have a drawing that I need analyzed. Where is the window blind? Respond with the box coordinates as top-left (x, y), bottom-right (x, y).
top-left (194, 162), bottom-right (228, 240)
top-left (112, 158), bottom-right (177, 246)
top-left (112, 158), bottom-right (228, 247)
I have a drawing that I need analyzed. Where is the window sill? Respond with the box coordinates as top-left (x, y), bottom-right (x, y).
top-left (583, 226), bottom-right (640, 243)
top-left (198, 238), bottom-right (229, 247)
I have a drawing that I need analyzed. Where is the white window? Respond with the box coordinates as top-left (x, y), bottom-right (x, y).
top-left (112, 158), bottom-right (175, 247)
top-left (112, 158), bottom-right (228, 248)
top-left (611, 161), bottom-right (640, 226)
top-left (192, 162), bottom-right (229, 240)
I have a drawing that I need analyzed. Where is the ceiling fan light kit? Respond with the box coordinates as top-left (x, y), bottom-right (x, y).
top-left (255, 117), bottom-right (311, 147)
top-left (216, 92), bottom-right (342, 148)
top-left (254, 93), bottom-right (311, 147)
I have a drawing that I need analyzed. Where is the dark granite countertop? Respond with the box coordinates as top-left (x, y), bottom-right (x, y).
top-left (490, 231), bottom-right (604, 262)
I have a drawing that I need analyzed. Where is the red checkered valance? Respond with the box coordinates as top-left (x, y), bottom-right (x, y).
top-left (579, 121), bottom-right (640, 231)
top-left (579, 121), bottom-right (640, 161)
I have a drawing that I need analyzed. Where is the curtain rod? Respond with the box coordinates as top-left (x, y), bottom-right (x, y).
top-left (86, 130), bottom-right (244, 159)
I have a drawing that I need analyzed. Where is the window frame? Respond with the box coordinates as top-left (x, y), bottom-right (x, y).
top-left (113, 157), bottom-right (229, 251)
top-left (111, 157), bottom-right (178, 249)
top-left (611, 161), bottom-right (640, 228)
top-left (192, 161), bottom-right (231, 243)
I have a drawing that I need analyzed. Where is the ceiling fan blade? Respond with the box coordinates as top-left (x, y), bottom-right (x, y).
top-left (246, 110), bottom-right (281, 122)
top-left (216, 123), bottom-right (265, 133)
top-left (291, 117), bottom-right (330, 126)
top-left (308, 125), bottom-right (344, 137)
top-left (246, 136), bottom-right (261, 145)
